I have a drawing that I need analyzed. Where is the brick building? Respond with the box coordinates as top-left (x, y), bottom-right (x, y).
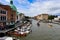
top-left (0, 0), bottom-right (17, 27)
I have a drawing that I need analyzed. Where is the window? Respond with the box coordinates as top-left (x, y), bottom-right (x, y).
top-left (0, 10), bottom-right (6, 14)
top-left (0, 10), bottom-right (2, 13)
top-left (0, 16), bottom-right (6, 21)
top-left (3, 16), bottom-right (6, 20)
top-left (11, 14), bottom-right (13, 17)
top-left (1, 16), bottom-right (2, 20)
top-left (3, 11), bottom-right (6, 14)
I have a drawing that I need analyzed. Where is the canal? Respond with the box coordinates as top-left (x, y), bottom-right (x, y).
top-left (20, 19), bottom-right (60, 40)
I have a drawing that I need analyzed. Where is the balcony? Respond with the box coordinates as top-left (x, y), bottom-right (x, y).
top-left (0, 20), bottom-right (7, 22)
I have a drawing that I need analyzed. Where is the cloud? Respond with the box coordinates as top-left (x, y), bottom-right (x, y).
top-left (17, 0), bottom-right (30, 5)
top-left (1, 0), bottom-right (60, 16)
top-left (5, 0), bottom-right (10, 3)
top-left (0, 0), bottom-right (2, 2)
top-left (16, 0), bottom-right (60, 16)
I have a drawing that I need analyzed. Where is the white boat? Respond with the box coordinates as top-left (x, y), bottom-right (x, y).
top-left (15, 28), bottom-right (31, 35)
top-left (9, 22), bottom-right (32, 36)
top-left (25, 29), bottom-right (31, 34)
top-left (14, 29), bottom-right (18, 32)
top-left (48, 23), bottom-right (53, 28)
top-left (25, 31), bottom-right (30, 34)
top-left (27, 24), bottom-right (32, 29)
top-left (17, 27), bottom-right (21, 30)
top-left (18, 29), bottom-right (31, 34)
top-left (0, 37), bottom-right (13, 40)
top-left (18, 31), bottom-right (25, 35)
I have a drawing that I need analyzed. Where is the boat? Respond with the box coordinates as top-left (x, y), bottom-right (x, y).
top-left (12, 31), bottom-right (27, 37)
top-left (0, 36), bottom-right (20, 40)
top-left (7, 22), bottom-right (32, 37)
top-left (48, 23), bottom-right (53, 28)
top-left (25, 29), bottom-right (32, 34)
top-left (0, 36), bottom-right (14, 40)
top-left (27, 24), bottom-right (32, 30)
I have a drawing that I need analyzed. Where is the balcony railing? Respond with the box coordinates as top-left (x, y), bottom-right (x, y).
top-left (0, 20), bottom-right (7, 22)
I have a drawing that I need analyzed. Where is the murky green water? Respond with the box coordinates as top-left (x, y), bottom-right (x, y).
top-left (19, 20), bottom-right (60, 40)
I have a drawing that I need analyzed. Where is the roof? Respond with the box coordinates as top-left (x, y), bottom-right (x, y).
top-left (10, 4), bottom-right (17, 11)
top-left (10, 0), bottom-right (17, 11)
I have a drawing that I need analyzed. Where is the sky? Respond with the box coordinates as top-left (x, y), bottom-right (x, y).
top-left (0, 0), bottom-right (60, 17)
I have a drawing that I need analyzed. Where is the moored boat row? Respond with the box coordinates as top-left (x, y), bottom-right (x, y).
top-left (7, 21), bottom-right (32, 37)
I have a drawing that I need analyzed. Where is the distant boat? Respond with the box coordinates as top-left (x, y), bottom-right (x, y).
top-left (48, 23), bottom-right (53, 28)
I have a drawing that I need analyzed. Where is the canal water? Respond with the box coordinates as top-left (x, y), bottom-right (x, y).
top-left (20, 20), bottom-right (60, 40)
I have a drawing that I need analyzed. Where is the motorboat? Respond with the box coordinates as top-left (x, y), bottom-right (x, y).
top-left (0, 36), bottom-right (15, 40)
top-left (27, 22), bottom-right (30, 26)
top-left (25, 29), bottom-right (32, 34)
top-left (9, 28), bottom-right (26, 37)
top-left (27, 26), bottom-right (31, 30)
top-left (7, 21), bottom-right (32, 37)
top-left (48, 23), bottom-right (53, 28)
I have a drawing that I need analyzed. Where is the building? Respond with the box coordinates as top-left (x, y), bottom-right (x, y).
top-left (58, 16), bottom-right (60, 18)
top-left (0, 0), bottom-right (17, 27)
top-left (17, 13), bottom-right (25, 22)
top-left (0, 7), bottom-right (7, 27)
top-left (35, 14), bottom-right (48, 20)
top-left (54, 16), bottom-right (60, 21)
top-left (40, 14), bottom-right (48, 20)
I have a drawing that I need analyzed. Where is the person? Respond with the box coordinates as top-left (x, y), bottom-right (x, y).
top-left (37, 22), bottom-right (40, 26)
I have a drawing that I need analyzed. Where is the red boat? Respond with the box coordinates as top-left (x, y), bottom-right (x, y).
top-left (7, 30), bottom-right (27, 37)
